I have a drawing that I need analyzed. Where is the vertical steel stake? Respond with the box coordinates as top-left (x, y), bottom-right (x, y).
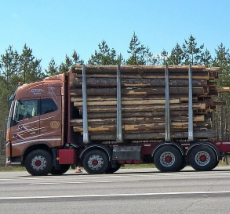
top-left (165, 64), bottom-right (171, 142)
top-left (116, 65), bottom-right (123, 142)
top-left (82, 64), bottom-right (89, 143)
top-left (188, 64), bottom-right (194, 141)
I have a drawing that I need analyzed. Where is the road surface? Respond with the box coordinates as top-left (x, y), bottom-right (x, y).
top-left (1, 167), bottom-right (230, 214)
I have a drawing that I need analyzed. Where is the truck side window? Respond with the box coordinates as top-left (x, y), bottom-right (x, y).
top-left (13, 100), bottom-right (38, 122)
top-left (41, 99), bottom-right (57, 115)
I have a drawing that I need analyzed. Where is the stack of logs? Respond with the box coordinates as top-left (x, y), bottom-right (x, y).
top-left (69, 65), bottom-right (223, 142)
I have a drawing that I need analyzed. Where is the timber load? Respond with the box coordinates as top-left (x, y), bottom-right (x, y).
top-left (69, 65), bottom-right (223, 142)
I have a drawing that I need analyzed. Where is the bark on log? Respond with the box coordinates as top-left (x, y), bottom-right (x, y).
top-left (72, 65), bottom-right (221, 73)
top-left (71, 77), bottom-right (208, 88)
top-left (70, 87), bottom-right (208, 96)
top-left (70, 95), bottom-right (198, 102)
top-left (70, 115), bottom-right (205, 126)
top-left (86, 111), bottom-right (190, 118)
top-left (89, 130), bottom-right (216, 140)
top-left (73, 72), bottom-right (211, 80)
top-left (73, 122), bottom-right (192, 132)
top-left (78, 103), bottom-right (206, 113)
top-left (73, 99), bottom-right (181, 106)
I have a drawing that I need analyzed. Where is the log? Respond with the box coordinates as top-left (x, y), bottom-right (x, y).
top-left (70, 115), bottom-right (205, 126)
top-left (73, 72), bottom-right (211, 80)
top-left (70, 95), bottom-right (199, 103)
top-left (70, 87), bottom-right (208, 96)
top-left (73, 99), bottom-right (181, 106)
top-left (78, 103), bottom-right (207, 113)
top-left (70, 77), bottom-right (208, 88)
top-left (86, 111), bottom-right (190, 118)
top-left (89, 130), bottom-right (216, 140)
top-left (72, 65), bottom-right (221, 73)
top-left (73, 122), bottom-right (192, 132)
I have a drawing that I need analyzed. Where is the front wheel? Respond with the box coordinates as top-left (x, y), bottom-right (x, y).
top-left (83, 150), bottom-right (109, 174)
top-left (189, 146), bottom-right (217, 171)
top-left (105, 163), bottom-right (121, 174)
top-left (25, 149), bottom-right (53, 176)
top-left (154, 146), bottom-right (183, 172)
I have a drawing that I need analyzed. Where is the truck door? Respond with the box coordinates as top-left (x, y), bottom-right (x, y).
top-left (9, 99), bottom-right (40, 157)
top-left (39, 97), bottom-right (62, 147)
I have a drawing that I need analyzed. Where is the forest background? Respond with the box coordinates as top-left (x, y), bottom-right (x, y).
top-left (0, 33), bottom-right (230, 161)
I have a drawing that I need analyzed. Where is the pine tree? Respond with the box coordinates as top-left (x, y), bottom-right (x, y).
top-left (212, 43), bottom-right (230, 140)
top-left (88, 40), bottom-right (117, 65)
top-left (182, 35), bottom-right (204, 65)
top-left (72, 50), bottom-right (84, 65)
top-left (168, 43), bottom-right (183, 65)
top-left (200, 49), bottom-right (212, 67)
top-left (46, 58), bottom-right (58, 76)
top-left (19, 44), bottom-right (43, 83)
top-left (126, 32), bottom-right (146, 65)
top-left (59, 55), bottom-right (73, 73)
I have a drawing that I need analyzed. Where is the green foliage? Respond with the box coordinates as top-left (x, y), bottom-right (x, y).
top-left (88, 40), bottom-right (119, 65)
top-left (182, 35), bottom-right (204, 65)
top-left (126, 32), bottom-right (149, 65)
top-left (167, 43), bottom-right (183, 65)
top-left (59, 51), bottom-right (84, 73)
top-left (19, 44), bottom-right (44, 83)
top-left (45, 58), bottom-right (58, 76)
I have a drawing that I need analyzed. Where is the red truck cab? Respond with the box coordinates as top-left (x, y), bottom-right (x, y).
top-left (6, 74), bottom-right (66, 172)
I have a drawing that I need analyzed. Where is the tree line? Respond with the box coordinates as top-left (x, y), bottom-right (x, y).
top-left (1, 33), bottom-right (230, 155)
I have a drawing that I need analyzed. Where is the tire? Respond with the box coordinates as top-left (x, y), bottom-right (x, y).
top-left (154, 146), bottom-right (182, 172)
top-left (25, 149), bottom-right (53, 176)
top-left (189, 146), bottom-right (216, 171)
top-left (105, 163), bottom-right (121, 174)
top-left (83, 150), bottom-right (109, 174)
top-left (212, 160), bottom-right (219, 169)
top-left (50, 164), bottom-right (70, 175)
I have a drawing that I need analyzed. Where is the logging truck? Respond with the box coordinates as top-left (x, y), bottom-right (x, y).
top-left (5, 65), bottom-right (230, 176)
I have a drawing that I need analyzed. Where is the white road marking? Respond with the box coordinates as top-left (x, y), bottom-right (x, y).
top-left (1, 190), bottom-right (230, 200)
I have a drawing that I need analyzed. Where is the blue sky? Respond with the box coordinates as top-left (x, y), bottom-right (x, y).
top-left (1, 0), bottom-right (230, 70)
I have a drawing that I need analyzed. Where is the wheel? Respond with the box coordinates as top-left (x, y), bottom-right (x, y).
top-left (154, 146), bottom-right (182, 172)
top-left (50, 164), bottom-right (70, 175)
top-left (189, 146), bottom-right (216, 171)
top-left (25, 149), bottom-right (53, 176)
top-left (82, 150), bottom-right (109, 174)
top-left (105, 163), bottom-right (121, 174)
top-left (212, 160), bottom-right (219, 169)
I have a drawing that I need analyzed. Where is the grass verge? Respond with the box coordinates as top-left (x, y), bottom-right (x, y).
top-left (0, 166), bottom-right (26, 172)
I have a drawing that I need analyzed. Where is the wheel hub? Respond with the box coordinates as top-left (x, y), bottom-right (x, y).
top-left (88, 155), bottom-right (104, 170)
top-left (35, 160), bottom-right (42, 166)
top-left (160, 152), bottom-right (175, 167)
top-left (165, 156), bottom-right (172, 163)
top-left (92, 160), bottom-right (99, 165)
top-left (195, 151), bottom-right (210, 166)
top-left (31, 155), bottom-right (47, 171)
top-left (200, 155), bottom-right (207, 162)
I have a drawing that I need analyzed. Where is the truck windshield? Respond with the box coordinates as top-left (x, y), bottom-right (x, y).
top-left (12, 100), bottom-right (38, 123)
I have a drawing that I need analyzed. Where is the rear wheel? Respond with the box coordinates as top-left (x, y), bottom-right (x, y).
top-left (25, 149), bottom-right (53, 176)
top-left (154, 146), bottom-right (182, 172)
top-left (50, 164), bottom-right (70, 175)
top-left (189, 146), bottom-right (217, 171)
top-left (83, 150), bottom-right (109, 174)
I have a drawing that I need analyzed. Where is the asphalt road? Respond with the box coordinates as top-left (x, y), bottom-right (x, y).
top-left (1, 166), bottom-right (230, 214)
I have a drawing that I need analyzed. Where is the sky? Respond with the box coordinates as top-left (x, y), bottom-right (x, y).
top-left (1, 0), bottom-right (230, 70)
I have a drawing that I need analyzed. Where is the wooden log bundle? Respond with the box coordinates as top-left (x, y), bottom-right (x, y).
top-left (69, 65), bottom-right (223, 142)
